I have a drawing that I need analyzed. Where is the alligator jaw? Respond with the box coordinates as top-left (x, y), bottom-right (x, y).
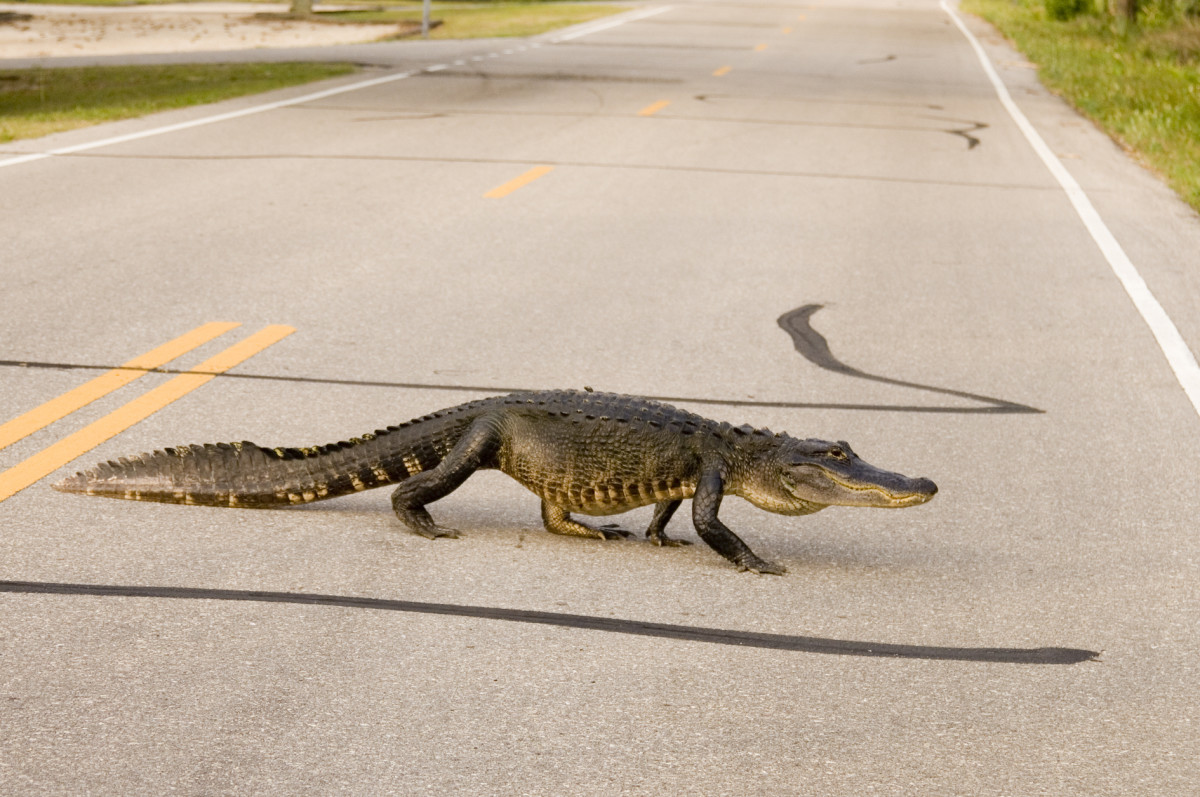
top-left (823, 473), bottom-right (938, 507)
top-left (784, 471), bottom-right (937, 509)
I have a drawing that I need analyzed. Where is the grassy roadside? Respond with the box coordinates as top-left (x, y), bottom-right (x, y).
top-left (12, 0), bottom-right (630, 37)
top-left (0, 63), bottom-right (357, 142)
top-left (318, 3), bottom-right (628, 40)
top-left (962, 0), bottom-right (1200, 213)
top-left (0, 2), bottom-right (629, 143)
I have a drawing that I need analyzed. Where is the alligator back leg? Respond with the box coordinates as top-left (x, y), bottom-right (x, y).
top-left (540, 500), bottom-right (631, 540)
top-left (389, 415), bottom-right (503, 539)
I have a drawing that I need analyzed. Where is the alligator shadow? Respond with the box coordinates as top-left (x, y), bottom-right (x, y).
top-left (0, 580), bottom-right (1096, 665)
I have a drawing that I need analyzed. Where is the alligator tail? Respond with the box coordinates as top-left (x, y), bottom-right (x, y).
top-left (52, 429), bottom-right (450, 508)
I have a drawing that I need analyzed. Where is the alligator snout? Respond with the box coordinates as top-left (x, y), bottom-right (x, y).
top-left (900, 477), bottom-right (938, 505)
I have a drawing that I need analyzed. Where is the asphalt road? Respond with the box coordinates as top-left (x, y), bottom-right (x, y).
top-left (3, 1), bottom-right (1200, 793)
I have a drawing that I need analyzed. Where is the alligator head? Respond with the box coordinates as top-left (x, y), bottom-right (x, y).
top-left (737, 436), bottom-right (937, 515)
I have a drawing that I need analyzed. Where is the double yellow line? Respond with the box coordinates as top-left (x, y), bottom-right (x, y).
top-left (0, 322), bottom-right (294, 503)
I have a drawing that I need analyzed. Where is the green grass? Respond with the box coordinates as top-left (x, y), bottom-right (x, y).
top-left (962, 0), bottom-right (1200, 213)
top-left (0, 63), bottom-right (357, 143)
top-left (7, 0), bottom-right (629, 39)
top-left (316, 2), bottom-right (629, 39)
top-left (0, 1), bottom-right (627, 142)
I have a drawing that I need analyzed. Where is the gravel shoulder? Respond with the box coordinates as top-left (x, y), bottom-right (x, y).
top-left (0, 2), bottom-right (406, 58)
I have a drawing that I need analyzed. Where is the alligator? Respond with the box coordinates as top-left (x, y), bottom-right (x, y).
top-left (53, 389), bottom-right (937, 574)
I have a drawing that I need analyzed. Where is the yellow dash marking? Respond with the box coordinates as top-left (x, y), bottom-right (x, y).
top-left (0, 325), bottom-right (294, 503)
top-left (0, 321), bottom-right (240, 453)
top-left (637, 100), bottom-right (671, 117)
top-left (484, 165), bottom-right (554, 199)
top-left (712, 65), bottom-right (732, 77)
top-left (782, 26), bottom-right (793, 33)
top-left (755, 43), bottom-right (769, 52)
top-left (798, 13), bottom-right (806, 20)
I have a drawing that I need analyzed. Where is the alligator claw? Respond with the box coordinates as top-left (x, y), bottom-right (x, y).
top-left (597, 527), bottom-right (631, 540)
top-left (412, 525), bottom-right (460, 540)
top-left (648, 533), bottom-right (692, 547)
top-left (736, 556), bottom-right (787, 575)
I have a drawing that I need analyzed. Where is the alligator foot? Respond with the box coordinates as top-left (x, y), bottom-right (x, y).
top-left (647, 530), bottom-right (692, 547)
top-left (543, 502), bottom-right (629, 540)
top-left (736, 554), bottom-right (787, 575)
top-left (404, 522), bottom-right (460, 539)
top-left (394, 505), bottom-right (460, 539)
top-left (644, 500), bottom-right (685, 546)
top-left (598, 524), bottom-right (632, 541)
top-left (416, 525), bottom-right (461, 540)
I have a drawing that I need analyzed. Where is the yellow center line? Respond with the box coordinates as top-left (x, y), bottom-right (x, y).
top-left (798, 13), bottom-right (807, 20)
top-left (637, 99), bottom-right (672, 117)
top-left (755, 43), bottom-right (769, 52)
top-left (0, 325), bottom-right (295, 503)
top-left (782, 26), bottom-right (793, 33)
top-left (484, 165), bottom-right (555, 199)
top-left (0, 322), bottom-right (240, 453)
top-left (712, 65), bottom-right (732, 77)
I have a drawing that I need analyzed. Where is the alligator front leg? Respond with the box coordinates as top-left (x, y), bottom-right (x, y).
top-left (389, 417), bottom-right (501, 539)
top-left (645, 500), bottom-right (691, 546)
top-left (692, 467), bottom-right (786, 575)
top-left (541, 501), bottom-right (630, 540)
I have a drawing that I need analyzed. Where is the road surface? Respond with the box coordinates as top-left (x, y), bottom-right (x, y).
top-left (2, 1), bottom-right (1199, 793)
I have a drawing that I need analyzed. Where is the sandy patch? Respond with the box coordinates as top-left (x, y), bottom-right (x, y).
top-left (0, 3), bottom-right (407, 58)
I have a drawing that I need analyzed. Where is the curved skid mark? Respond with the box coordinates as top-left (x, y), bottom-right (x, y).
top-left (0, 580), bottom-right (1097, 664)
top-left (778, 305), bottom-right (1041, 414)
top-left (940, 119), bottom-right (988, 149)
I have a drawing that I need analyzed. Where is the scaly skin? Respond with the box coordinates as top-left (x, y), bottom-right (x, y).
top-left (54, 389), bottom-right (937, 574)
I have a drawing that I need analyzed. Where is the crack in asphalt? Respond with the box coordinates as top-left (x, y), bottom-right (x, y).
top-left (0, 150), bottom-right (1046, 190)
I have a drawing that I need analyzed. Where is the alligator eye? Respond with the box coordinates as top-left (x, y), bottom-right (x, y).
top-left (826, 447), bottom-right (848, 461)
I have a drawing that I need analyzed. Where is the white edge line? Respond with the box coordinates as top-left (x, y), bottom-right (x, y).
top-left (548, 5), bottom-right (673, 43)
top-left (942, 0), bottom-right (1200, 418)
top-left (0, 4), bottom-right (676, 168)
top-left (0, 70), bottom-right (417, 169)
top-left (0, 5), bottom-right (672, 167)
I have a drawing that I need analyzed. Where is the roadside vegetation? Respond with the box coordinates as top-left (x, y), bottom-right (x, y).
top-left (0, 1), bottom-right (629, 143)
top-left (963, 0), bottom-right (1200, 213)
top-left (12, 0), bottom-right (627, 38)
top-left (0, 63), bottom-right (356, 142)
top-left (15, 0), bottom-right (629, 37)
top-left (312, 2), bottom-right (627, 39)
